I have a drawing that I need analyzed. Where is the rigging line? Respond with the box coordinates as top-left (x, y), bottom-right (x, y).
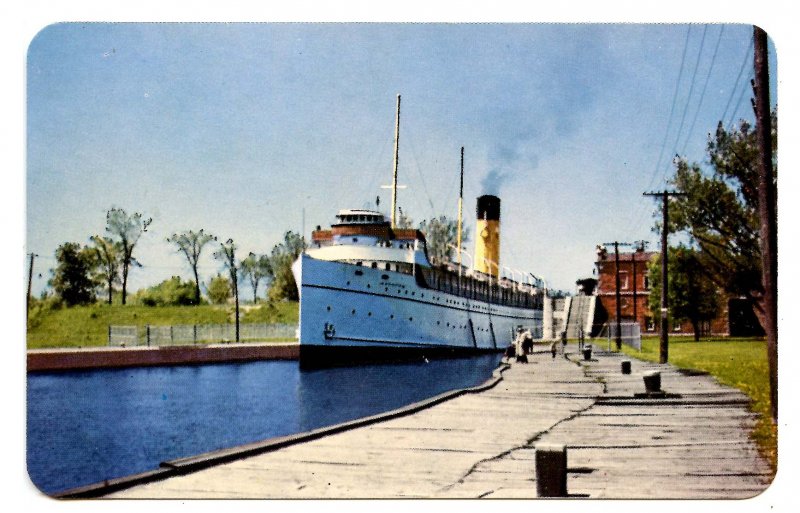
top-left (643, 25), bottom-right (692, 194)
top-left (720, 36), bottom-right (754, 128)
top-left (403, 117), bottom-right (437, 219)
top-left (356, 117), bottom-right (395, 213)
top-left (665, 23), bottom-right (708, 177)
top-left (680, 24), bottom-right (725, 156)
top-left (362, 129), bottom-right (394, 211)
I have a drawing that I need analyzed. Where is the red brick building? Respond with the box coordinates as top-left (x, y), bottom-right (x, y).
top-left (595, 246), bottom-right (656, 332)
top-left (593, 245), bottom-right (763, 337)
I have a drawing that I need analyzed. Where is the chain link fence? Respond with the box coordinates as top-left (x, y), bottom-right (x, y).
top-left (595, 322), bottom-right (642, 351)
top-left (108, 323), bottom-right (298, 347)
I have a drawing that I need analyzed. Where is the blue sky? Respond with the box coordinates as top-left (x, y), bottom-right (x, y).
top-left (26, 22), bottom-right (778, 297)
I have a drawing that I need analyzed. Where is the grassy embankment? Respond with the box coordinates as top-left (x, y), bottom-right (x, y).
top-left (620, 336), bottom-right (776, 474)
top-left (26, 301), bottom-right (299, 349)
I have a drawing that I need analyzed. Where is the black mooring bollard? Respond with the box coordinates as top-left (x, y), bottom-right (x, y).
top-left (535, 443), bottom-right (567, 497)
top-left (621, 360), bottom-right (632, 374)
top-left (582, 345), bottom-right (592, 361)
top-left (643, 370), bottom-right (661, 392)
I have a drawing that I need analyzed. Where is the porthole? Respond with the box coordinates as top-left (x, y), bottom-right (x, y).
top-left (368, 312), bottom-right (372, 317)
top-left (382, 274), bottom-right (389, 280)
top-left (351, 309), bottom-right (356, 315)
top-left (409, 317), bottom-right (413, 322)
top-left (385, 287), bottom-right (389, 292)
top-left (390, 314), bottom-right (395, 319)
top-left (326, 306), bottom-right (331, 311)
top-left (366, 284), bottom-right (371, 289)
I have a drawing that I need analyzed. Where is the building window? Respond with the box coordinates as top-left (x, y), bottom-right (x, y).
top-left (620, 271), bottom-right (629, 290)
top-left (645, 317), bottom-right (655, 331)
top-left (643, 275), bottom-right (650, 290)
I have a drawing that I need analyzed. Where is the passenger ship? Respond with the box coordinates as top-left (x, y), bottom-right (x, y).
top-left (291, 96), bottom-right (545, 367)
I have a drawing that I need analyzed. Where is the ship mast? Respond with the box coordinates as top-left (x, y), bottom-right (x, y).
top-left (457, 146), bottom-right (464, 276)
top-left (391, 94), bottom-right (401, 229)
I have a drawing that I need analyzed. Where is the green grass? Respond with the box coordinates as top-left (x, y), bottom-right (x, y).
top-left (26, 301), bottom-right (299, 349)
top-left (620, 336), bottom-right (776, 473)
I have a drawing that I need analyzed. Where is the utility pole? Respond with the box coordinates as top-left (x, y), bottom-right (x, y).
top-left (602, 241), bottom-right (634, 350)
top-left (26, 252), bottom-right (37, 320)
top-left (644, 190), bottom-right (686, 363)
top-left (753, 26), bottom-right (777, 422)
top-left (631, 240), bottom-right (649, 325)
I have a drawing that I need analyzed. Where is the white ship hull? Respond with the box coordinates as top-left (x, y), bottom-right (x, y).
top-left (293, 254), bottom-right (543, 367)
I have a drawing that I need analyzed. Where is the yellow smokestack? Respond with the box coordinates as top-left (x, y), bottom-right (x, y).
top-left (474, 195), bottom-right (500, 278)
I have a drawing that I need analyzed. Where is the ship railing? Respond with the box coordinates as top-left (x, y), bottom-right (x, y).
top-left (417, 266), bottom-right (543, 310)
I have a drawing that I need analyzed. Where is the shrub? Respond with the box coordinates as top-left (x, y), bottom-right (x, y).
top-left (134, 276), bottom-right (198, 306)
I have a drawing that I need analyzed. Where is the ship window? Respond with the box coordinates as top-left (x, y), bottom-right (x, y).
top-left (353, 237), bottom-right (359, 243)
top-left (327, 306), bottom-right (331, 311)
top-left (409, 317), bottom-right (413, 322)
top-left (351, 309), bottom-right (356, 315)
top-left (371, 262), bottom-right (378, 269)
top-left (385, 263), bottom-right (390, 271)
top-left (381, 274), bottom-right (389, 280)
top-left (390, 314), bottom-right (394, 319)
top-left (354, 270), bottom-right (363, 276)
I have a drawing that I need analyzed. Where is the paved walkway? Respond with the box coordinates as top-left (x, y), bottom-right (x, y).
top-left (106, 345), bottom-right (773, 499)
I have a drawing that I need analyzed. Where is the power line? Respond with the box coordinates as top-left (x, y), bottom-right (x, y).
top-left (720, 36), bottom-right (754, 127)
top-left (644, 25), bottom-right (692, 194)
top-left (726, 70), bottom-right (754, 128)
top-left (666, 23), bottom-right (708, 173)
top-left (680, 25), bottom-right (725, 155)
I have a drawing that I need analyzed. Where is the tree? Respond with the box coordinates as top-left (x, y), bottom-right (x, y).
top-left (240, 253), bottom-right (272, 303)
top-left (135, 276), bottom-right (197, 306)
top-left (214, 239), bottom-right (240, 341)
top-left (206, 274), bottom-right (231, 305)
top-left (418, 215), bottom-right (470, 266)
top-left (266, 231), bottom-right (306, 301)
top-left (167, 229), bottom-right (216, 305)
top-left (647, 246), bottom-right (721, 341)
top-left (49, 242), bottom-right (95, 306)
top-left (88, 235), bottom-right (121, 304)
top-left (105, 208), bottom-right (152, 305)
top-left (667, 111), bottom-right (776, 330)
top-left (395, 206), bottom-right (414, 229)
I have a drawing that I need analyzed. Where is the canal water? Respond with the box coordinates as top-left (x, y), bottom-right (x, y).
top-left (27, 354), bottom-right (501, 495)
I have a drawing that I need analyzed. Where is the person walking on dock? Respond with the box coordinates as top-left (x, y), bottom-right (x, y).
top-left (560, 330), bottom-right (567, 355)
top-left (550, 340), bottom-right (557, 359)
top-left (578, 326), bottom-right (585, 352)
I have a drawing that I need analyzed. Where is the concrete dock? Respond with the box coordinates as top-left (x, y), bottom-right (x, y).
top-left (27, 342), bottom-right (299, 372)
top-left (99, 345), bottom-right (773, 499)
